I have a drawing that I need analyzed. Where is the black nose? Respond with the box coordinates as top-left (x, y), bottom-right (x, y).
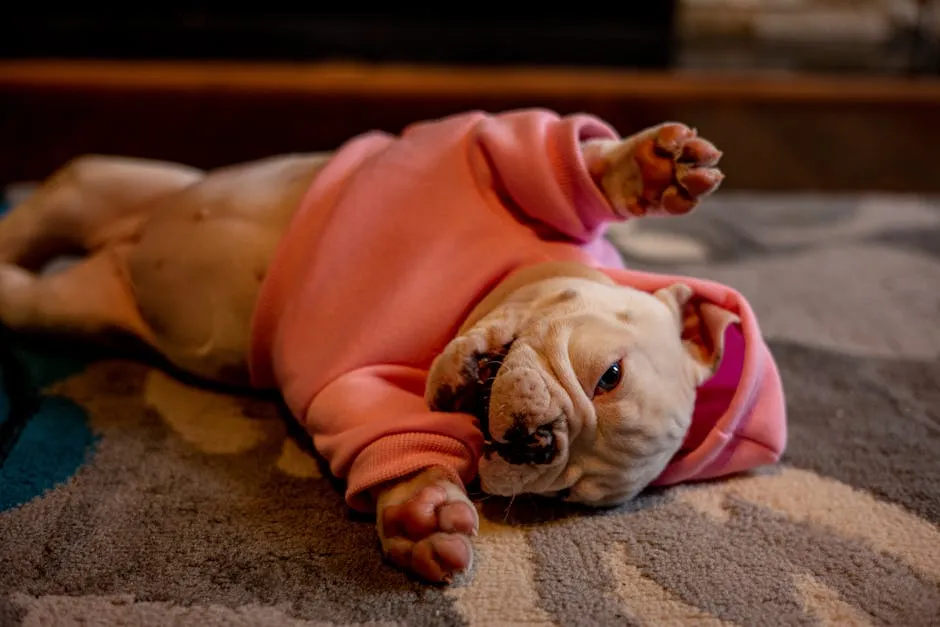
top-left (487, 423), bottom-right (557, 465)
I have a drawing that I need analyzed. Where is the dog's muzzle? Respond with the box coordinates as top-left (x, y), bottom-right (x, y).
top-left (483, 359), bottom-right (562, 466)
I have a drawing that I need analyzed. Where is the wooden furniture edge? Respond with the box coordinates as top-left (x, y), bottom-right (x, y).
top-left (3, 59), bottom-right (940, 104)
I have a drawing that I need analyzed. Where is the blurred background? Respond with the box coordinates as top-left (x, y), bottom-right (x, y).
top-left (3, 2), bottom-right (938, 73)
top-left (1, 0), bottom-right (938, 192)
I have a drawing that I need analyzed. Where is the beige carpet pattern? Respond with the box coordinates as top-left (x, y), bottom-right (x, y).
top-left (1, 191), bottom-right (939, 626)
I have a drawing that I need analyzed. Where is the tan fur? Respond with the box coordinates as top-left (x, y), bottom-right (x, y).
top-left (0, 153), bottom-right (330, 384)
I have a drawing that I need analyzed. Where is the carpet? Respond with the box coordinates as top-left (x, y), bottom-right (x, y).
top-left (1, 189), bottom-right (939, 626)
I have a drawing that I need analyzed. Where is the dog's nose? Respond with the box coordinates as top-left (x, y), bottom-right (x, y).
top-left (488, 422), bottom-right (557, 465)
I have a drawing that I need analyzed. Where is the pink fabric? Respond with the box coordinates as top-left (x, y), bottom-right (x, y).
top-left (249, 109), bottom-right (787, 512)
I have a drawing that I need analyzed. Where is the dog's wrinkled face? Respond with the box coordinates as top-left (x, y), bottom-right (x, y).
top-left (426, 276), bottom-right (735, 507)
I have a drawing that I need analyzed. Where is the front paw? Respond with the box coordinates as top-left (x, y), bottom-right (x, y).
top-left (587, 122), bottom-right (724, 217)
top-left (377, 468), bottom-right (479, 584)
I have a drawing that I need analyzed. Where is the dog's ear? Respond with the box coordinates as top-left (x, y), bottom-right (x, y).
top-left (654, 283), bottom-right (740, 386)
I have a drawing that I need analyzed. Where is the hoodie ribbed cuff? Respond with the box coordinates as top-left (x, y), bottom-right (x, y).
top-left (345, 433), bottom-right (476, 513)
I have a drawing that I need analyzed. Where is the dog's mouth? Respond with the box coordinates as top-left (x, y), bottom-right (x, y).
top-left (469, 341), bottom-right (513, 442)
top-left (428, 340), bottom-right (514, 444)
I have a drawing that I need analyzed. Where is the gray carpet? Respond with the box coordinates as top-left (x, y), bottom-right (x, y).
top-left (1, 191), bottom-right (939, 626)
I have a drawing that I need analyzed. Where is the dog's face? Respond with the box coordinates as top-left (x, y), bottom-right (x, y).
top-left (426, 276), bottom-right (736, 507)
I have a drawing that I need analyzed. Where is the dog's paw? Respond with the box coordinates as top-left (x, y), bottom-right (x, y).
top-left (377, 467), bottom-right (479, 584)
top-left (586, 122), bottom-right (724, 217)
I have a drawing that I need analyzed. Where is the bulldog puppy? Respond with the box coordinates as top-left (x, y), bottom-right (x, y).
top-left (0, 111), bottom-right (781, 586)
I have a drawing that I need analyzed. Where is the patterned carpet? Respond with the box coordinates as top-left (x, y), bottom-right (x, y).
top-left (1, 190), bottom-right (939, 626)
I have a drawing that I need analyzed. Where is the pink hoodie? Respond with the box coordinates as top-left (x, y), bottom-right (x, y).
top-left (249, 109), bottom-right (787, 512)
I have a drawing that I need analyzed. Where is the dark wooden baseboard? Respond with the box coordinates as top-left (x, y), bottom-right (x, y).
top-left (2, 60), bottom-right (940, 192)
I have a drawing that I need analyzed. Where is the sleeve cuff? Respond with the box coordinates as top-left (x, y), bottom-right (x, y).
top-left (345, 433), bottom-right (477, 513)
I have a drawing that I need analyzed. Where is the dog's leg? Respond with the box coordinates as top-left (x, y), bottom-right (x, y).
top-left (0, 155), bottom-right (203, 345)
top-left (0, 155), bottom-right (204, 270)
top-left (0, 247), bottom-right (155, 342)
top-left (582, 123), bottom-right (724, 218)
top-left (375, 466), bottom-right (479, 584)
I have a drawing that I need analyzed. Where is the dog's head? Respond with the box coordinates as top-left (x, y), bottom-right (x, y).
top-left (426, 273), bottom-right (738, 507)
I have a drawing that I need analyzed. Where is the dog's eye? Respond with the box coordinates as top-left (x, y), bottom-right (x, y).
top-left (594, 361), bottom-right (623, 396)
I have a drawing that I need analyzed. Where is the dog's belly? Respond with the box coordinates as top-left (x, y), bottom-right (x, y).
top-left (127, 216), bottom-right (278, 384)
top-left (125, 153), bottom-right (330, 385)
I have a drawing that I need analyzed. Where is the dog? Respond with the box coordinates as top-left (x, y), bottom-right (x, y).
top-left (0, 109), bottom-right (787, 584)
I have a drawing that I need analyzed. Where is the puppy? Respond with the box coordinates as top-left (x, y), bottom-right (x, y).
top-left (0, 109), bottom-right (787, 584)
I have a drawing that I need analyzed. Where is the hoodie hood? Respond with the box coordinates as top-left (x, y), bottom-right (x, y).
top-left (596, 267), bottom-right (788, 486)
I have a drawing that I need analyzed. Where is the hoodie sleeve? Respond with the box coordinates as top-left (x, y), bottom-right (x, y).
top-left (304, 364), bottom-right (484, 513)
top-left (473, 109), bottom-right (623, 243)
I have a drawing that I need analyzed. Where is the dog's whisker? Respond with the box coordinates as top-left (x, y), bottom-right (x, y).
top-left (502, 492), bottom-right (517, 522)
